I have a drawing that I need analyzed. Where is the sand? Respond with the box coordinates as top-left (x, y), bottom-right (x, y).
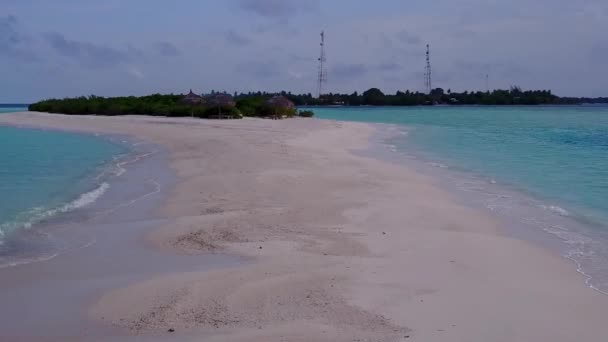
top-left (1, 112), bottom-right (607, 341)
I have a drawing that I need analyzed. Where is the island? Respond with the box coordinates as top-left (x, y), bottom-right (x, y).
top-left (28, 87), bottom-right (608, 120)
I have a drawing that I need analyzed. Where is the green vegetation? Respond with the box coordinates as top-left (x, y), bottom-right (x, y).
top-left (28, 94), bottom-right (215, 117)
top-left (203, 105), bottom-right (242, 119)
top-left (235, 97), bottom-right (265, 117)
top-left (297, 110), bottom-right (314, 117)
top-left (28, 93), bottom-right (301, 119)
top-left (27, 87), bottom-right (608, 119)
top-left (266, 88), bottom-right (607, 106)
top-left (236, 96), bottom-right (296, 118)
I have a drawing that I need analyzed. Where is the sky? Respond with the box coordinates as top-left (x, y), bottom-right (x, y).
top-left (1, 0), bottom-right (608, 102)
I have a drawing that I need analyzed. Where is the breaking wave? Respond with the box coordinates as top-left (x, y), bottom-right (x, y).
top-left (0, 183), bottom-right (109, 244)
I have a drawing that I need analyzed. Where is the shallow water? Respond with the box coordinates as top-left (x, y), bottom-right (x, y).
top-left (0, 124), bottom-right (126, 256)
top-left (314, 105), bottom-right (608, 293)
top-left (0, 134), bottom-right (243, 339)
top-left (0, 106), bottom-right (28, 114)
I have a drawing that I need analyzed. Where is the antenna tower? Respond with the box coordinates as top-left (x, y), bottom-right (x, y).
top-left (424, 44), bottom-right (432, 94)
top-left (485, 74), bottom-right (489, 93)
top-left (317, 31), bottom-right (327, 98)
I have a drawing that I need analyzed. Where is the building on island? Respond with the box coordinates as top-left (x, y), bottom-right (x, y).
top-left (264, 95), bottom-right (296, 119)
top-left (206, 93), bottom-right (237, 119)
top-left (207, 93), bottom-right (236, 108)
top-left (181, 89), bottom-right (203, 105)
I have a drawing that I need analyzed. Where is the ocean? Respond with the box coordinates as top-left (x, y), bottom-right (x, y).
top-left (0, 107), bottom-right (127, 266)
top-left (314, 105), bottom-right (608, 294)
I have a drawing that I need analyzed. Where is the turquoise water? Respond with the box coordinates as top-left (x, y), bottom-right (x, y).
top-left (315, 106), bottom-right (608, 222)
top-left (0, 109), bottom-right (125, 250)
top-left (0, 106), bottom-right (28, 114)
top-left (314, 105), bottom-right (608, 292)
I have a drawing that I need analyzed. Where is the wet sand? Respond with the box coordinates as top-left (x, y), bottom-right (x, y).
top-left (0, 134), bottom-right (242, 340)
top-left (0, 112), bottom-right (607, 341)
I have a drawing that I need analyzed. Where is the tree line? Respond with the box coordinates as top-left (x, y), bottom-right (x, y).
top-left (279, 87), bottom-right (608, 106)
top-left (28, 87), bottom-right (607, 118)
top-left (28, 93), bottom-right (310, 119)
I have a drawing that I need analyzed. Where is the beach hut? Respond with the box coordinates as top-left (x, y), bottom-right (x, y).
top-left (180, 90), bottom-right (204, 117)
top-left (264, 95), bottom-right (295, 119)
top-left (181, 89), bottom-right (203, 105)
top-left (206, 93), bottom-right (237, 119)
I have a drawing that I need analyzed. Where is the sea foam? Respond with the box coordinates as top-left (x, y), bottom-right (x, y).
top-left (541, 204), bottom-right (570, 216)
top-left (0, 183), bottom-right (109, 243)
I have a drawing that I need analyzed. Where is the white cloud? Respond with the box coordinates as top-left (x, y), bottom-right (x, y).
top-left (127, 66), bottom-right (144, 79)
top-left (287, 69), bottom-right (304, 79)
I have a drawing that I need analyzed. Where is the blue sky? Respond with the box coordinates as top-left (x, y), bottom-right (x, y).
top-left (1, 0), bottom-right (607, 102)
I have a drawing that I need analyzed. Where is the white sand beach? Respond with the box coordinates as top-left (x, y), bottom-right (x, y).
top-left (1, 112), bottom-right (607, 341)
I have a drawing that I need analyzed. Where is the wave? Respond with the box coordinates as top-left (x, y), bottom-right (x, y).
top-left (0, 182), bottom-right (109, 243)
top-left (540, 204), bottom-right (570, 216)
top-left (61, 182), bottom-right (109, 212)
top-left (115, 151), bottom-right (156, 176)
top-left (0, 141), bottom-right (157, 242)
top-left (542, 225), bottom-right (608, 296)
top-left (0, 252), bottom-right (60, 269)
top-left (429, 162), bottom-right (448, 169)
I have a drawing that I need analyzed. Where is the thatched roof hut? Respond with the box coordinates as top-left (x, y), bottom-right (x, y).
top-left (207, 94), bottom-right (236, 108)
top-left (265, 95), bottom-right (295, 110)
top-left (264, 95), bottom-right (295, 118)
top-left (181, 89), bottom-right (203, 105)
top-left (206, 93), bottom-right (238, 119)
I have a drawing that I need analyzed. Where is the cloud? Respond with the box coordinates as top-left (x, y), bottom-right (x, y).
top-left (0, 15), bottom-right (18, 42)
top-left (453, 60), bottom-right (491, 73)
top-left (378, 30), bottom-right (424, 62)
top-left (453, 60), bottom-right (528, 78)
top-left (154, 41), bottom-right (180, 57)
top-left (225, 30), bottom-right (252, 46)
top-left (375, 62), bottom-right (402, 72)
top-left (236, 0), bottom-right (318, 19)
top-left (44, 32), bottom-right (135, 68)
top-left (0, 15), bottom-right (39, 62)
top-left (127, 66), bottom-right (144, 79)
top-left (287, 69), bottom-right (304, 80)
top-left (288, 53), bottom-right (313, 63)
top-left (236, 60), bottom-right (280, 78)
top-left (445, 29), bottom-right (478, 39)
top-left (381, 30), bottom-right (422, 50)
top-left (331, 64), bottom-right (368, 80)
top-left (384, 76), bottom-right (404, 83)
top-left (590, 41), bottom-right (608, 61)
top-left (396, 30), bottom-right (422, 45)
top-left (3, 0), bottom-right (608, 99)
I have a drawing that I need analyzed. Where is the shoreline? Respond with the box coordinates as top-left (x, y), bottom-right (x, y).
top-left (360, 121), bottom-right (608, 295)
top-left (0, 112), bottom-right (607, 341)
top-left (0, 121), bottom-right (243, 339)
top-left (0, 126), bottom-right (130, 269)
top-left (0, 129), bottom-right (151, 269)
